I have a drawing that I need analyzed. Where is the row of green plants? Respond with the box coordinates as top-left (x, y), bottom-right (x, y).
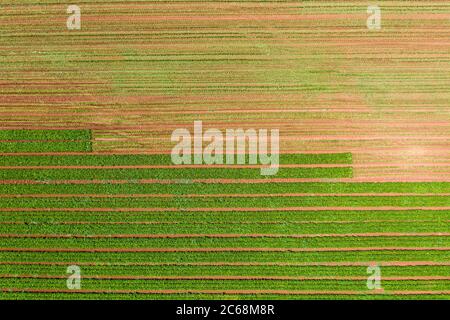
top-left (3, 264), bottom-right (449, 277)
top-left (0, 195), bottom-right (447, 208)
top-left (0, 236), bottom-right (446, 249)
top-left (0, 167), bottom-right (352, 179)
top-left (0, 221), bottom-right (447, 235)
top-left (1, 209), bottom-right (447, 223)
top-left (1, 182), bottom-right (449, 195)
top-left (0, 153), bottom-right (352, 166)
top-left (0, 130), bottom-right (91, 141)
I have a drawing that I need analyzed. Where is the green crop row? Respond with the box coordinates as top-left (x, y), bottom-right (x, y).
top-left (1, 251), bottom-right (448, 263)
top-left (0, 141), bottom-right (92, 153)
top-left (0, 221), bottom-right (447, 235)
top-left (0, 236), bottom-right (447, 249)
top-left (0, 130), bottom-right (91, 141)
top-left (1, 292), bottom-right (448, 300)
top-left (0, 167), bottom-right (352, 180)
top-left (2, 264), bottom-right (449, 277)
top-left (1, 292), bottom-right (447, 300)
top-left (0, 195), bottom-right (447, 208)
top-left (1, 278), bottom-right (449, 291)
top-left (0, 153), bottom-right (352, 166)
top-left (0, 182), bottom-right (449, 195)
top-left (0, 210), bottom-right (447, 224)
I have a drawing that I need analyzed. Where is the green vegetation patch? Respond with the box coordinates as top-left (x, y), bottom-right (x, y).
top-left (0, 130), bottom-right (91, 141)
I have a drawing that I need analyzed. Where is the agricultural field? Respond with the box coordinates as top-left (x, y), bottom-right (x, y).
top-left (0, 1), bottom-right (449, 300)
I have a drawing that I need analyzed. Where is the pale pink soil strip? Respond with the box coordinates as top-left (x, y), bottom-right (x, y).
top-left (0, 109), bottom-right (370, 115)
top-left (0, 145), bottom-right (442, 156)
top-left (93, 136), bottom-right (450, 142)
top-left (0, 193), bottom-right (448, 199)
top-left (0, 151), bottom-right (346, 156)
top-left (1, 121), bottom-right (448, 131)
top-left (0, 247), bottom-right (448, 253)
top-left (0, 261), bottom-right (449, 267)
top-left (0, 232), bottom-right (448, 239)
top-left (2, 288), bottom-right (450, 296)
top-left (2, 274), bottom-right (450, 281)
top-left (1, 207), bottom-right (450, 213)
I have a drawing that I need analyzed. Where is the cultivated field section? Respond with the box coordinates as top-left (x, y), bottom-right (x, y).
top-left (0, 1), bottom-right (449, 300)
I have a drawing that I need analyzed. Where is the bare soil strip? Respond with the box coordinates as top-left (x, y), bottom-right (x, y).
top-left (0, 151), bottom-right (344, 156)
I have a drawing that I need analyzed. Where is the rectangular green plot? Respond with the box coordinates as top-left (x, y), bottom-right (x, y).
top-left (1, 251), bottom-right (448, 264)
top-left (0, 221), bottom-right (447, 235)
top-left (0, 167), bottom-right (352, 180)
top-left (1, 278), bottom-right (448, 291)
top-left (2, 264), bottom-right (448, 278)
top-left (0, 236), bottom-right (447, 249)
top-left (2, 292), bottom-right (448, 300)
top-left (0, 153), bottom-right (351, 166)
top-left (0, 141), bottom-right (92, 153)
top-left (0, 210), bottom-right (448, 224)
top-left (0, 182), bottom-right (448, 195)
top-left (0, 130), bottom-right (91, 141)
top-left (1, 292), bottom-right (449, 300)
top-left (0, 195), bottom-right (446, 209)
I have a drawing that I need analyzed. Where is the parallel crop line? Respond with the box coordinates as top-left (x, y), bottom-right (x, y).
top-left (0, 261), bottom-right (449, 267)
top-left (0, 220), bottom-right (441, 225)
top-left (0, 247), bottom-right (448, 253)
top-left (2, 288), bottom-right (450, 296)
top-left (2, 178), bottom-right (450, 184)
top-left (0, 193), bottom-right (448, 198)
top-left (0, 232), bottom-right (448, 239)
top-left (2, 274), bottom-right (450, 281)
top-left (0, 207), bottom-right (449, 212)
top-left (0, 165), bottom-right (353, 169)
